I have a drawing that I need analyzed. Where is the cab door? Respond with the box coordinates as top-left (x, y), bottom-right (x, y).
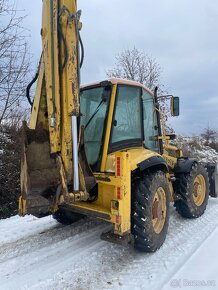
top-left (109, 85), bottom-right (143, 153)
top-left (142, 89), bottom-right (159, 152)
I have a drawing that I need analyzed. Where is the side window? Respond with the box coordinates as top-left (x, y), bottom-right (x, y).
top-left (111, 85), bottom-right (142, 144)
top-left (142, 89), bottom-right (159, 152)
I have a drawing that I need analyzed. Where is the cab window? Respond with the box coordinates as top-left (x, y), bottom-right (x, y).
top-left (111, 85), bottom-right (142, 148)
top-left (142, 89), bottom-right (159, 152)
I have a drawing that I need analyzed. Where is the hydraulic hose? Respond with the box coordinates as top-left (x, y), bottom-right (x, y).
top-left (58, 17), bottom-right (69, 72)
top-left (58, 7), bottom-right (84, 71)
top-left (79, 32), bottom-right (84, 68)
top-left (26, 72), bottom-right (39, 107)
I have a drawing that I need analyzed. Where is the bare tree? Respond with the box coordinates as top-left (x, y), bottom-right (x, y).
top-left (107, 47), bottom-right (174, 127)
top-left (201, 126), bottom-right (217, 145)
top-left (0, 0), bottom-right (30, 126)
top-left (107, 47), bottom-right (162, 90)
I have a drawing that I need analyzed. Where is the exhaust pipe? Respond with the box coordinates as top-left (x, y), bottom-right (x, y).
top-left (72, 116), bottom-right (79, 191)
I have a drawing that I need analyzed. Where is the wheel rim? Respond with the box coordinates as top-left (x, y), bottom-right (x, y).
top-left (152, 187), bottom-right (167, 234)
top-left (192, 174), bottom-right (206, 206)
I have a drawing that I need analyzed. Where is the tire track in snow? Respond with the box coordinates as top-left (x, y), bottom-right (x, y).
top-left (29, 200), bottom-right (218, 290)
top-left (0, 223), bottom-right (110, 290)
top-left (0, 199), bottom-right (218, 290)
top-left (0, 217), bottom-right (106, 263)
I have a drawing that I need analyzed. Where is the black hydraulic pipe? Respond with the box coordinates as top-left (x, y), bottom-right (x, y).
top-left (26, 72), bottom-right (39, 107)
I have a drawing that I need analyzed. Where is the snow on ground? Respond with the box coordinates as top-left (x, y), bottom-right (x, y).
top-left (1, 199), bottom-right (218, 290)
top-left (163, 227), bottom-right (218, 290)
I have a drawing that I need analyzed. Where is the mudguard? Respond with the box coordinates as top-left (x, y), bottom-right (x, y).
top-left (138, 156), bottom-right (168, 172)
top-left (173, 158), bottom-right (197, 174)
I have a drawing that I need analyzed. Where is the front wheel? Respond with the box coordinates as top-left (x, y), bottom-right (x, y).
top-left (131, 171), bottom-right (170, 252)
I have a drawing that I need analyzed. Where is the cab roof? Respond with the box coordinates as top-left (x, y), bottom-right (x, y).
top-left (81, 78), bottom-right (154, 96)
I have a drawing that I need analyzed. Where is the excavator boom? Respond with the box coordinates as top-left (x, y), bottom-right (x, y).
top-left (20, 0), bottom-right (92, 216)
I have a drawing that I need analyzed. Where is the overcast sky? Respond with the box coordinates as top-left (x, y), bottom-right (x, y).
top-left (17, 0), bottom-right (218, 135)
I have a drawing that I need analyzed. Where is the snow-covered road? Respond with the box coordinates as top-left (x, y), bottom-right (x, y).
top-left (1, 199), bottom-right (218, 290)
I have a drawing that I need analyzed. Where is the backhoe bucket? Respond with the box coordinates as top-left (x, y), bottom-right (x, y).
top-left (20, 123), bottom-right (59, 217)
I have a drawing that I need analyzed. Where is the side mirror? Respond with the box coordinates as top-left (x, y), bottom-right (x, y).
top-left (171, 96), bottom-right (180, 117)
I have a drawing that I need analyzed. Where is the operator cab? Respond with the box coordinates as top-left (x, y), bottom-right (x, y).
top-left (80, 79), bottom-right (159, 171)
top-left (80, 78), bottom-right (175, 172)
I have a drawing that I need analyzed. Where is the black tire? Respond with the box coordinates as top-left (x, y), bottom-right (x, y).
top-left (174, 163), bottom-right (209, 219)
top-left (52, 209), bottom-right (85, 225)
top-left (131, 171), bottom-right (170, 252)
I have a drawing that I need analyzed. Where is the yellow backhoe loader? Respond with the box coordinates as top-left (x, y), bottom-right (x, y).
top-left (19, 0), bottom-right (218, 252)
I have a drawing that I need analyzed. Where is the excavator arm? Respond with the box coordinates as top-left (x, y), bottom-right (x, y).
top-left (20, 0), bottom-right (94, 216)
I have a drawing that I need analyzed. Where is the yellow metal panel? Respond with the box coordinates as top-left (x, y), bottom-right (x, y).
top-left (64, 201), bottom-right (113, 221)
top-left (162, 153), bottom-right (177, 169)
top-left (36, 82), bottom-right (49, 130)
top-left (19, 196), bottom-right (26, 216)
top-left (71, 151), bottom-right (131, 235)
top-left (40, 0), bottom-right (80, 178)
top-left (42, 0), bottom-right (61, 153)
top-left (100, 84), bottom-right (117, 172)
top-left (97, 183), bottom-right (115, 210)
top-left (113, 151), bottom-right (131, 234)
top-left (164, 143), bottom-right (183, 160)
top-left (58, 0), bottom-right (80, 181)
top-left (105, 147), bottom-right (160, 172)
top-left (62, 0), bottom-right (80, 117)
top-left (29, 60), bottom-right (44, 130)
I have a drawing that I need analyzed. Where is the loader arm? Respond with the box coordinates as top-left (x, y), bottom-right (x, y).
top-left (20, 0), bottom-right (94, 216)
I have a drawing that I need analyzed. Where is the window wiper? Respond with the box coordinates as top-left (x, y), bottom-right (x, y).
top-left (85, 99), bottom-right (104, 129)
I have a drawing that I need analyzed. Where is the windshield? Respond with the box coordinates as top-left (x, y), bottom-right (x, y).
top-left (80, 86), bottom-right (110, 168)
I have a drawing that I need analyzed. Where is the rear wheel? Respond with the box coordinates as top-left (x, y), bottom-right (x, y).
top-left (174, 163), bottom-right (209, 218)
top-left (131, 171), bottom-right (170, 252)
top-left (52, 209), bottom-right (85, 225)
